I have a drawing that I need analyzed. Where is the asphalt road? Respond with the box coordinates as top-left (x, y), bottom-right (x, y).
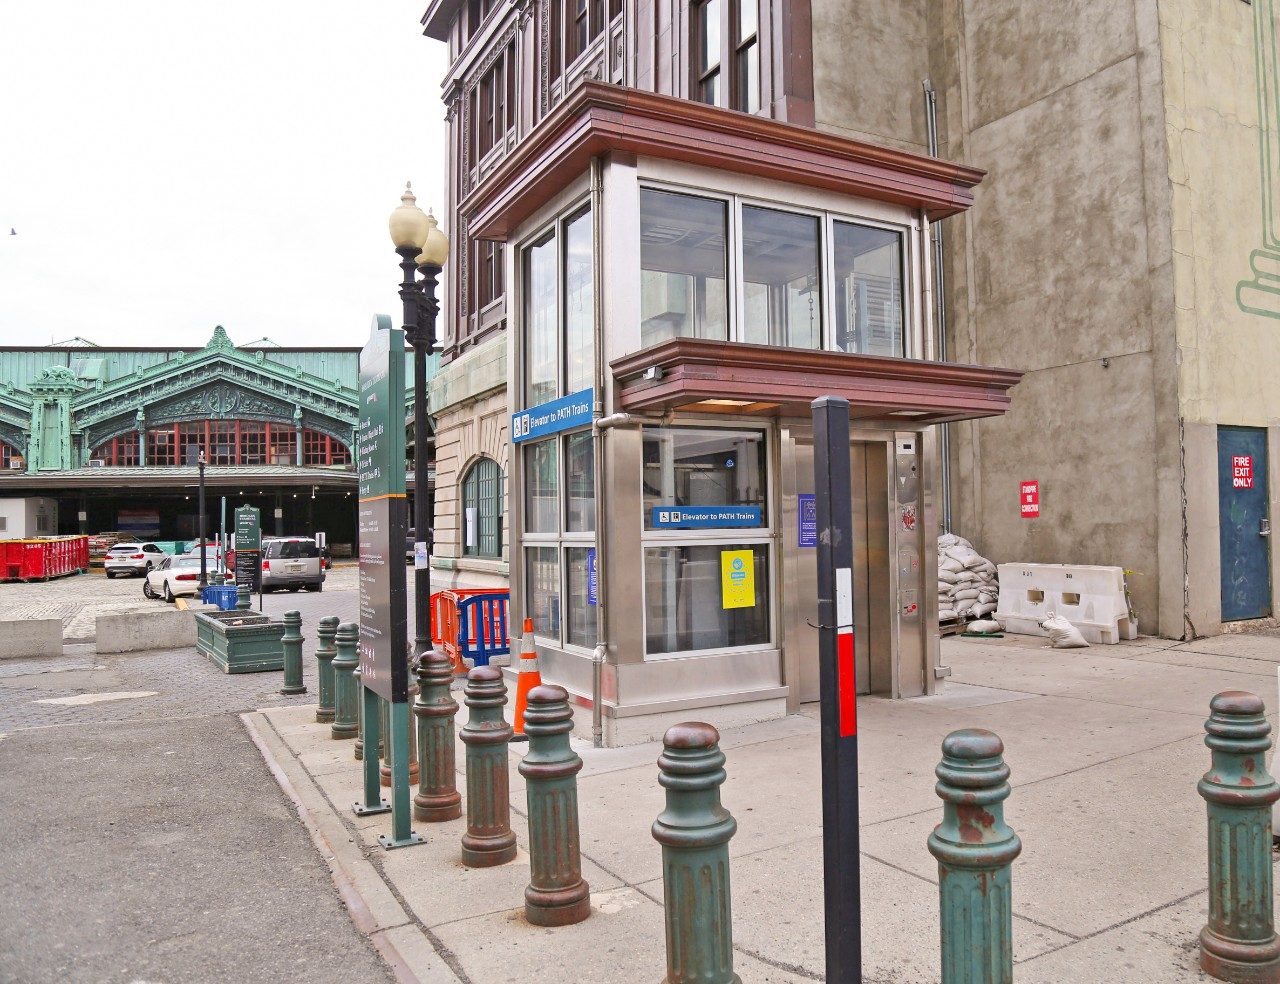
top-left (0, 590), bottom-right (393, 984)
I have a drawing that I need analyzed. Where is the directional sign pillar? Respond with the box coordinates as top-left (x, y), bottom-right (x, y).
top-left (812, 395), bottom-right (862, 983)
top-left (234, 506), bottom-right (261, 599)
top-left (357, 314), bottom-right (423, 851)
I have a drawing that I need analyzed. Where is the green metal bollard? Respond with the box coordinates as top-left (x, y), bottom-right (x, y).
top-left (235, 583), bottom-right (251, 611)
top-left (927, 729), bottom-right (1022, 984)
top-left (459, 666), bottom-right (517, 867)
top-left (520, 684), bottom-right (590, 926)
top-left (314, 616), bottom-right (339, 724)
top-left (414, 650), bottom-right (462, 822)
top-left (378, 691), bottom-right (420, 787)
top-left (1198, 691), bottom-right (1280, 982)
top-left (652, 722), bottom-right (739, 984)
top-left (280, 610), bottom-right (306, 695)
top-left (330, 622), bottom-right (359, 740)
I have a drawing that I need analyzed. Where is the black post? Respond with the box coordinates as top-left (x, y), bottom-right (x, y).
top-left (400, 247), bottom-right (439, 659)
top-left (811, 395), bottom-right (861, 983)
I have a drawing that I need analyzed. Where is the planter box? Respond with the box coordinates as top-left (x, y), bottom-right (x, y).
top-left (195, 611), bottom-right (285, 674)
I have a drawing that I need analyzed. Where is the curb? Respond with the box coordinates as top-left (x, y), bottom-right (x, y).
top-left (240, 710), bottom-right (461, 984)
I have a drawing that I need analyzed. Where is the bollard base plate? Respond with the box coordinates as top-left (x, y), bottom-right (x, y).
top-left (525, 885), bottom-right (592, 927)
top-left (510, 734), bottom-right (529, 744)
top-left (315, 710), bottom-right (335, 724)
top-left (281, 685), bottom-right (308, 696)
top-left (331, 726), bottom-right (358, 741)
top-left (461, 841), bottom-right (518, 868)
top-left (1200, 928), bottom-right (1280, 984)
top-left (352, 798), bottom-right (392, 816)
top-left (414, 794), bottom-right (462, 823)
top-left (378, 830), bottom-right (427, 851)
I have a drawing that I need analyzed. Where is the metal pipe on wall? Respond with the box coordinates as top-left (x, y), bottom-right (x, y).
top-left (589, 156), bottom-right (608, 749)
top-left (923, 79), bottom-right (953, 534)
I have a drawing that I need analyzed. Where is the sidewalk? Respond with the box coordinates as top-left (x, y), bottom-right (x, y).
top-left (245, 630), bottom-right (1280, 983)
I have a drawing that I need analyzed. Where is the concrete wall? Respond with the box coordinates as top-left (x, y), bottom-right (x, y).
top-left (429, 337), bottom-right (511, 590)
top-left (0, 617), bottom-right (62, 659)
top-left (94, 606), bottom-right (213, 654)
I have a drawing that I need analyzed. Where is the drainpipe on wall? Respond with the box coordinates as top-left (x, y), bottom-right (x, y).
top-left (589, 156), bottom-right (608, 749)
top-left (923, 79), bottom-right (953, 534)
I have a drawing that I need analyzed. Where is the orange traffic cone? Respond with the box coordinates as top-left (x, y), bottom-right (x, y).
top-left (511, 617), bottom-right (542, 743)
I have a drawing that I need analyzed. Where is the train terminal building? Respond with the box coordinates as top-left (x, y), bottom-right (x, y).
top-left (0, 326), bottom-right (434, 552)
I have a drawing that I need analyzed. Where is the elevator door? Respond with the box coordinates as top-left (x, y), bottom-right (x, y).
top-left (792, 439), bottom-right (892, 702)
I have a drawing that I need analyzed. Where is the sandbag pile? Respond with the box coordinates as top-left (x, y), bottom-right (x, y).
top-left (937, 533), bottom-right (999, 623)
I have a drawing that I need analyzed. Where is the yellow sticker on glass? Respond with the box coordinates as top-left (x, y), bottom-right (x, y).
top-left (721, 549), bottom-right (756, 609)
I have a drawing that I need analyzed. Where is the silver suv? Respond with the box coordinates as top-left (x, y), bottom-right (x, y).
top-left (260, 537), bottom-right (325, 593)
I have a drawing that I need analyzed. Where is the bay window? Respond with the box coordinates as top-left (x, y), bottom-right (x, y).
top-left (639, 185), bottom-right (909, 357)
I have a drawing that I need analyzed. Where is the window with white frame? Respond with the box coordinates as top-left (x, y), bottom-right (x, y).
top-left (640, 426), bottom-right (770, 656)
top-left (639, 185), bottom-right (909, 357)
top-left (520, 201), bottom-right (597, 649)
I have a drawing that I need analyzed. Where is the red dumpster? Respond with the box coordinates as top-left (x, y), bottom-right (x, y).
top-left (0, 536), bottom-right (90, 582)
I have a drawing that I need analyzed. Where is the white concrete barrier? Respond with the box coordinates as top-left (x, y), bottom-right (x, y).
top-left (95, 606), bottom-right (216, 654)
top-left (0, 618), bottom-right (64, 659)
top-left (995, 563), bottom-right (1138, 644)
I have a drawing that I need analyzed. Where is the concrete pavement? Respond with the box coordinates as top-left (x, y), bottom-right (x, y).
top-left (248, 630), bottom-right (1280, 983)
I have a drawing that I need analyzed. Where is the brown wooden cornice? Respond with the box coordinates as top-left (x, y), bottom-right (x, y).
top-left (463, 81), bottom-right (986, 240)
top-left (609, 338), bottom-right (1022, 424)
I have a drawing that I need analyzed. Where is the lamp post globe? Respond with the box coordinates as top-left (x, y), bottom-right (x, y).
top-left (389, 182), bottom-right (431, 251)
top-left (416, 212), bottom-right (449, 271)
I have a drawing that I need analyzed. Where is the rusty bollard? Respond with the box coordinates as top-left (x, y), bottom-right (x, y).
top-left (653, 722), bottom-right (739, 984)
top-left (330, 622), bottom-right (359, 740)
top-left (380, 684), bottom-right (420, 787)
top-left (280, 611), bottom-right (306, 695)
top-left (314, 616), bottom-right (339, 723)
top-left (414, 649), bottom-right (462, 822)
top-left (1198, 691), bottom-right (1280, 982)
top-left (927, 729), bottom-right (1021, 984)
top-left (459, 666), bottom-right (517, 867)
top-left (520, 685), bottom-right (590, 926)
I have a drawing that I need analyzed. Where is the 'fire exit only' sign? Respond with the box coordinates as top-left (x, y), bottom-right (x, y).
top-left (1020, 481), bottom-right (1040, 518)
top-left (1233, 456), bottom-right (1254, 489)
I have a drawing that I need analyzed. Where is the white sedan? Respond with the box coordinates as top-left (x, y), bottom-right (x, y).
top-left (143, 556), bottom-right (207, 603)
top-left (104, 542), bottom-right (168, 578)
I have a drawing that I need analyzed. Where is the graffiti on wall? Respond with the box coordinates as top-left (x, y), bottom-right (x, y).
top-left (1238, 0), bottom-right (1280, 320)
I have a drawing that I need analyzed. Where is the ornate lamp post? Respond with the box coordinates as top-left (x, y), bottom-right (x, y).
top-left (388, 183), bottom-right (449, 659)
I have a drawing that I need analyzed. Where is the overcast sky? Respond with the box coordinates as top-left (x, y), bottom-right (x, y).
top-left (0, 2), bottom-right (449, 349)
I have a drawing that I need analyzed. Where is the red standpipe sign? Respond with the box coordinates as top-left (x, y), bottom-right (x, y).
top-left (1020, 481), bottom-right (1040, 518)
top-left (1233, 456), bottom-right (1254, 489)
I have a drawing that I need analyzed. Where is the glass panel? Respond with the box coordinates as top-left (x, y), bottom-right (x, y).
top-left (640, 190), bottom-right (728, 347)
top-left (526, 231), bottom-right (558, 407)
top-left (737, 0), bottom-right (756, 42)
top-left (464, 457), bottom-right (504, 557)
top-left (565, 546), bottom-right (595, 647)
top-left (210, 422), bottom-right (236, 465)
top-left (524, 439), bottom-right (559, 534)
top-left (563, 208), bottom-right (594, 396)
top-left (644, 543), bottom-right (769, 654)
top-left (642, 427), bottom-right (767, 529)
top-left (832, 222), bottom-right (905, 357)
top-left (241, 422), bottom-right (266, 465)
top-left (735, 39), bottom-right (758, 113)
top-left (178, 422), bottom-right (206, 463)
top-left (699, 70), bottom-right (720, 107)
top-left (698, 0), bottom-right (720, 73)
top-left (269, 428), bottom-right (296, 465)
top-left (741, 206), bottom-right (821, 349)
top-left (565, 431), bottom-right (595, 531)
top-left (525, 546), bottom-right (561, 639)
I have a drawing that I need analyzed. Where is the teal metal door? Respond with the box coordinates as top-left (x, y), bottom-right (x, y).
top-left (1219, 427), bottom-right (1271, 621)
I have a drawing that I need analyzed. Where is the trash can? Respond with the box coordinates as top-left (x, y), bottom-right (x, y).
top-left (201, 585), bottom-right (239, 611)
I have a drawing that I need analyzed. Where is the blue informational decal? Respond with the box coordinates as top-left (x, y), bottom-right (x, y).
top-left (587, 547), bottom-right (598, 607)
top-left (651, 505), bottom-right (763, 529)
top-left (512, 388), bottom-right (594, 443)
top-left (798, 493), bottom-right (817, 548)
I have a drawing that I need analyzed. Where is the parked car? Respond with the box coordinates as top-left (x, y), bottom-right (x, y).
top-left (184, 542), bottom-right (227, 568)
top-left (143, 556), bottom-right (206, 602)
top-left (104, 541), bottom-right (169, 578)
top-left (261, 537), bottom-right (325, 593)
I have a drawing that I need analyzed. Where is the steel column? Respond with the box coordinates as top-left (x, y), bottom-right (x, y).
top-left (652, 722), bottom-right (740, 984)
top-left (1198, 691), bottom-right (1280, 982)
top-left (519, 685), bottom-right (591, 926)
top-left (354, 683), bottom-right (390, 817)
top-left (927, 729), bottom-right (1021, 984)
top-left (459, 666), bottom-right (516, 867)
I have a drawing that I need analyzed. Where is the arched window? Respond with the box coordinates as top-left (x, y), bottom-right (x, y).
top-left (461, 457), bottom-right (504, 557)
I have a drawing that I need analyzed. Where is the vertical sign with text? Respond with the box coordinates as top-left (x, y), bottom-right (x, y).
top-left (357, 314), bottom-right (410, 704)
top-left (1233, 456), bottom-right (1255, 489)
top-left (234, 506), bottom-right (261, 591)
top-left (1020, 480), bottom-right (1040, 519)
